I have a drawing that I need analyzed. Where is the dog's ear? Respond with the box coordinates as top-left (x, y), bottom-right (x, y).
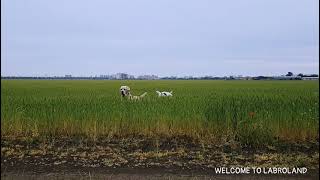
top-left (127, 87), bottom-right (131, 95)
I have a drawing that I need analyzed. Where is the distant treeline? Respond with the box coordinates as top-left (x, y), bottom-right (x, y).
top-left (1, 76), bottom-right (229, 80)
top-left (1, 75), bottom-right (319, 80)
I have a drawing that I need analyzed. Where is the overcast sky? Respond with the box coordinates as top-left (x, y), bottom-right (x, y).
top-left (1, 0), bottom-right (319, 77)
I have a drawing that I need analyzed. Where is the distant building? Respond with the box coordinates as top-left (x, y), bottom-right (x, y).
top-left (302, 77), bottom-right (319, 80)
top-left (272, 76), bottom-right (302, 80)
top-left (137, 75), bottom-right (159, 80)
top-left (65, 75), bottom-right (72, 78)
top-left (128, 75), bottom-right (135, 79)
top-left (115, 73), bottom-right (129, 79)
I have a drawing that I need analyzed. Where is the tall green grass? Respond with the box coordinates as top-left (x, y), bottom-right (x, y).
top-left (1, 80), bottom-right (319, 146)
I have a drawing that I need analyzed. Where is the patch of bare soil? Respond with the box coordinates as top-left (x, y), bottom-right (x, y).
top-left (1, 136), bottom-right (319, 179)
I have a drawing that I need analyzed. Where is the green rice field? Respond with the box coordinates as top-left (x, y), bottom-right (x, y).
top-left (1, 80), bottom-right (319, 146)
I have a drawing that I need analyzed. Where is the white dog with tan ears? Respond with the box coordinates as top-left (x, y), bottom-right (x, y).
top-left (120, 86), bottom-right (147, 100)
top-left (156, 90), bottom-right (173, 97)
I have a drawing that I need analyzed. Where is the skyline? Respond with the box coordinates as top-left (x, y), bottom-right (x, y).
top-left (2, 71), bottom-right (318, 78)
top-left (1, 0), bottom-right (319, 77)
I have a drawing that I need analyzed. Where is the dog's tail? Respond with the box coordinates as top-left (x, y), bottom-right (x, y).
top-left (170, 91), bottom-right (173, 94)
top-left (156, 91), bottom-right (161, 95)
top-left (140, 92), bottom-right (147, 98)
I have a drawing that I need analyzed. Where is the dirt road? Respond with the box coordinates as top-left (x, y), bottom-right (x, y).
top-left (2, 137), bottom-right (319, 179)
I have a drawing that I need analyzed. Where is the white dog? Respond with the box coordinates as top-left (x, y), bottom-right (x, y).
top-left (120, 86), bottom-right (147, 100)
top-left (156, 91), bottom-right (173, 97)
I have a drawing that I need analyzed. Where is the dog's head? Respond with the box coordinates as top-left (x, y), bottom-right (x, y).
top-left (120, 86), bottom-right (130, 97)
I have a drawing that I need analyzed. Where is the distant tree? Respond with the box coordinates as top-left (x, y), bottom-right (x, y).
top-left (297, 73), bottom-right (304, 77)
top-left (286, 72), bottom-right (293, 76)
